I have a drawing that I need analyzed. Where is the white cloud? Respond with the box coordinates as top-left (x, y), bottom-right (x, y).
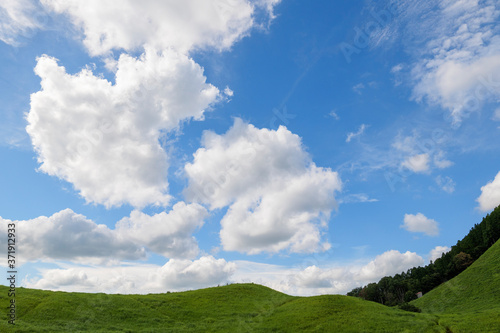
top-left (232, 250), bottom-right (424, 296)
top-left (0, 0), bottom-right (46, 46)
top-left (356, 250), bottom-right (424, 281)
top-left (401, 213), bottom-right (439, 237)
top-left (493, 108), bottom-right (500, 121)
top-left (223, 86), bottom-right (234, 97)
top-left (429, 245), bottom-right (450, 262)
top-left (27, 50), bottom-right (220, 208)
top-left (0, 209), bottom-right (144, 264)
top-left (352, 83), bottom-right (365, 94)
top-left (346, 124), bottom-right (367, 143)
top-left (392, 133), bottom-right (452, 174)
top-left (329, 110), bottom-right (340, 120)
top-left (25, 256), bottom-right (235, 293)
top-left (22, 249), bottom-right (424, 296)
top-left (41, 0), bottom-right (280, 56)
top-left (338, 193), bottom-right (378, 204)
top-left (433, 151), bottom-right (454, 169)
top-left (184, 118), bottom-right (342, 254)
top-left (26, 0), bottom-right (282, 209)
top-left (115, 202), bottom-right (208, 259)
top-left (401, 153), bottom-right (430, 173)
top-left (392, 132), bottom-right (421, 154)
top-left (0, 203), bottom-right (207, 263)
top-left (408, 0), bottom-right (500, 122)
top-left (157, 256), bottom-right (236, 290)
top-left (435, 175), bottom-right (456, 193)
top-left (391, 64), bottom-right (403, 73)
top-left (477, 171), bottom-right (500, 212)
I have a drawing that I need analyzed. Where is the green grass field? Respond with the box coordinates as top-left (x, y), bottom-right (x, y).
top-left (1, 240), bottom-right (499, 332)
top-left (412, 239), bottom-right (500, 332)
top-left (0, 282), bottom-right (447, 332)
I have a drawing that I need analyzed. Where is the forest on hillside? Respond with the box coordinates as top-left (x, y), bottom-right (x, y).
top-left (347, 205), bottom-right (500, 306)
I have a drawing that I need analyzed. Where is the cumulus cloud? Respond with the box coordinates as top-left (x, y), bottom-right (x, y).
top-left (116, 203), bottom-right (207, 259)
top-left (22, 249), bottom-right (423, 296)
top-left (401, 213), bottom-right (439, 237)
top-left (232, 250), bottom-right (424, 296)
top-left (26, 0), bottom-right (282, 209)
top-left (0, 203), bottom-right (207, 263)
top-left (0, 209), bottom-right (144, 264)
top-left (356, 250), bottom-right (424, 281)
top-left (401, 153), bottom-right (430, 173)
top-left (115, 202), bottom-right (208, 259)
top-left (408, 0), bottom-right (500, 122)
top-left (429, 245), bottom-right (450, 263)
top-left (184, 118), bottom-right (341, 254)
top-left (27, 50), bottom-right (219, 208)
top-left (477, 171), bottom-right (500, 212)
top-left (41, 0), bottom-right (280, 56)
top-left (25, 256), bottom-right (235, 293)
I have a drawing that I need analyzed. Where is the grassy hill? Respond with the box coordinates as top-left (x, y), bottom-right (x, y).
top-left (0, 283), bottom-right (447, 332)
top-left (1, 240), bottom-right (499, 332)
top-left (412, 238), bottom-right (500, 332)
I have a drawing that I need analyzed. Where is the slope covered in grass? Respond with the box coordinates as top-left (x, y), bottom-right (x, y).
top-left (2, 239), bottom-right (499, 332)
top-left (412, 239), bottom-right (500, 332)
top-left (0, 283), bottom-right (447, 332)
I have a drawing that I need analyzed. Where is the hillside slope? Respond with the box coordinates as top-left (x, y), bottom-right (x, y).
top-left (2, 240), bottom-right (499, 332)
top-left (0, 283), bottom-right (446, 332)
top-left (412, 239), bottom-right (500, 332)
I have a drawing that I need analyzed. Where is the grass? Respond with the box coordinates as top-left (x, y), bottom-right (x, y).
top-left (1, 241), bottom-right (499, 332)
top-left (0, 283), bottom-right (447, 332)
top-left (412, 239), bottom-right (500, 332)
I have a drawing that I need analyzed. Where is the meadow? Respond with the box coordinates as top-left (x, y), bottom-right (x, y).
top-left (0, 240), bottom-right (498, 332)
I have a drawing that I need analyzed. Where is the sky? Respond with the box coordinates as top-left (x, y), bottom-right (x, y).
top-left (1, 0), bottom-right (500, 296)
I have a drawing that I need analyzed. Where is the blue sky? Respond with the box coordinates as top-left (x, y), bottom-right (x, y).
top-left (1, 0), bottom-right (500, 296)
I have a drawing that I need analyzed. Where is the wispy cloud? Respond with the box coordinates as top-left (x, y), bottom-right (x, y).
top-left (392, 0), bottom-right (500, 123)
top-left (338, 193), bottom-right (378, 204)
top-left (435, 175), bottom-right (455, 194)
top-left (328, 110), bottom-right (340, 120)
top-left (352, 83), bottom-right (365, 95)
top-left (346, 124), bottom-right (368, 143)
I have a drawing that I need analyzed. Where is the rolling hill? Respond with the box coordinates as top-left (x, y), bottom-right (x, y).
top-left (412, 238), bottom-right (500, 332)
top-left (0, 282), bottom-right (445, 332)
top-left (0, 240), bottom-right (498, 332)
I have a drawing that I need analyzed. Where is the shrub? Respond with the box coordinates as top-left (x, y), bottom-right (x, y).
top-left (398, 303), bottom-right (421, 313)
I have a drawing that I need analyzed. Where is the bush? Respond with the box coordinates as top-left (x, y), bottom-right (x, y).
top-left (398, 303), bottom-right (421, 313)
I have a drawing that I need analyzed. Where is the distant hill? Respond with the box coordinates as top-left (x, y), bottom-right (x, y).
top-left (412, 238), bottom-right (500, 332)
top-left (1, 282), bottom-right (448, 332)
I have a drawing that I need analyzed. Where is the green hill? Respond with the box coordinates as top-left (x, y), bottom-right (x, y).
top-left (1, 240), bottom-right (499, 331)
top-left (412, 239), bottom-right (500, 332)
top-left (0, 283), bottom-right (447, 332)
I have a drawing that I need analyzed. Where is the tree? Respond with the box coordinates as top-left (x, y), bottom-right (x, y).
top-left (453, 252), bottom-right (473, 271)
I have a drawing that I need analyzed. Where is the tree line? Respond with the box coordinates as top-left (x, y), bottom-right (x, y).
top-left (347, 205), bottom-right (500, 306)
